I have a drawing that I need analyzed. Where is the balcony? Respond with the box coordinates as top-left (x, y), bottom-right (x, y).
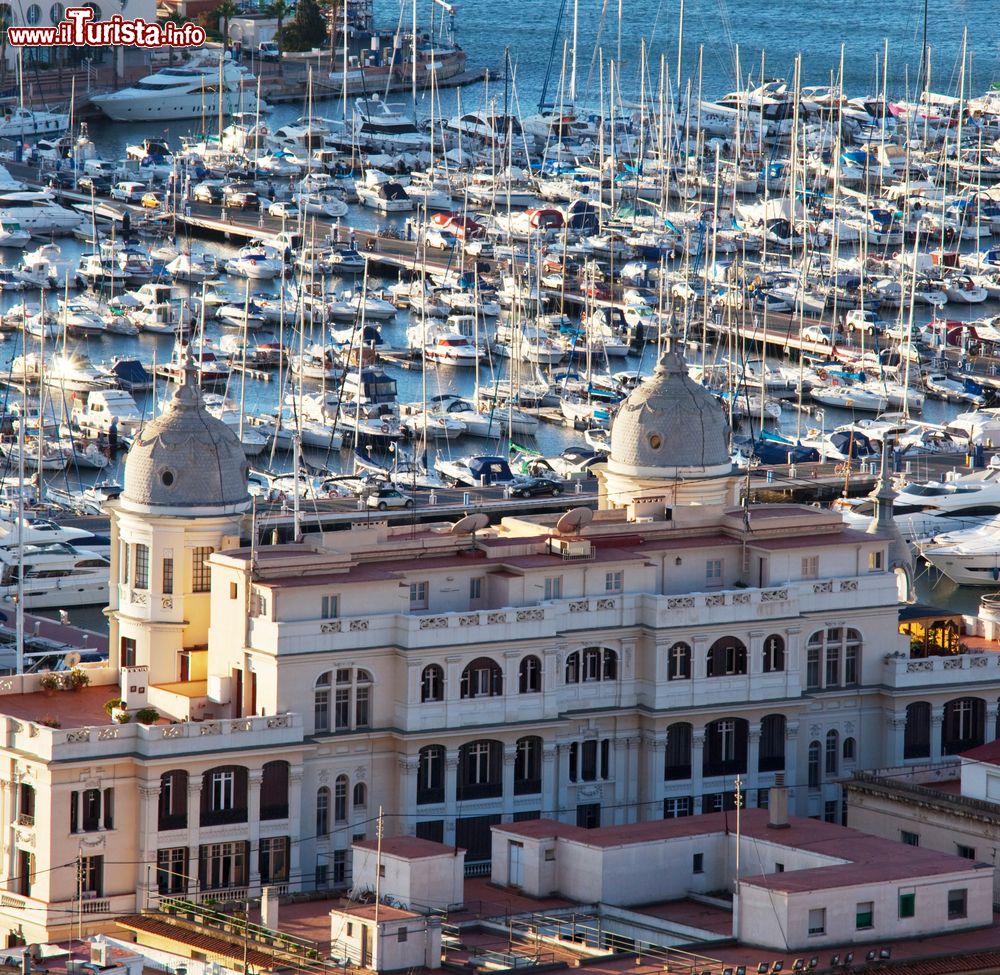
top-left (456, 781), bottom-right (502, 802)
top-left (514, 778), bottom-right (542, 796)
top-left (416, 786), bottom-right (445, 806)
top-left (882, 650), bottom-right (1000, 688)
top-left (158, 813), bottom-right (187, 831)
top-left (200, 807), bottom-right (249, 828)
top-left (261, 803), bottom-right (289, 821)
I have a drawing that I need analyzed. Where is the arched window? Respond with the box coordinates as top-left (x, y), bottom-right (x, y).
top-left (457, 740), bottom-right (502, 801)
top-left (461, 657), bottom-right (503, 698)
top-left (825, 730), bottom-right (839, 776)
top-left (668, 642), bottom-right (691, 681)
top-left (565, 647), bottom-right (618, 684)
top-left (519, 655), bottom-right (541, 693)
top-left (943, 698), bottom-right (985, 755)
top-left (763, 634), bottom-right (785, 673)
top-left (158, 770), bottom-right (187, 831)
top-left (417, 745), bottom-right (444, 805)
top-left (200, 766), bottom-right (248, 826)
top-left (316, 786), bottom-right (330, 836)
top-left (806, 627), bottom-right (862, 690)
top-left (353, 783), bottom-right (367, 808)
top-left (420, 664), bottom-right (444, 702)
top-left (314, 671), bottom-right (332, 733)
top-left (514, 736), bottom-right (542, 794)
top-left (808, 741), bottom-right (821, 789)
top-left (707, 637), bottom-right (747, 677)
top-left (334, 774), bottom-right (348, 822)
top-left (261, 760), bottom-right (289, 820)
top-left (843, 737), bottom-right (856, 763)
top-left (664, 722), bottom-right (692, 780)
top-left (759, 715), bottom-right (786, 772)
top-left (904, 702), bottom-right (931, 759)
top-left (703, 718), bottom-right (748, 776)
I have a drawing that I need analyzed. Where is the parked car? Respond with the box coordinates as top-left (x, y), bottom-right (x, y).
top-left (424, 227), bottom-right (457, 250)
top-left (193, 181), bottom-right (224, 204)
top-left (845, 309), bottom-right (886, 335)
top-left (365, 487), bottom-right (414, 510)
top-left (110, 180), bottom-right (146, 202)
top-left (223, 184), bottom-right (260, 209)
top-left (140, 192), bottom-right (163, 209)
top-left (258, 41), bottom-right (280, 61)
top-left (802, 323), bottom-right (836, 345)
top-left (268, 200), bottom-right (300, 218)
top-left (78, 174), bottom-right (112, 194)
top-left (510, 477), bottom-right (564, 498)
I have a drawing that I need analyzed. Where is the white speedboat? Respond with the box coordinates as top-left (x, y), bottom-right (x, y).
top-left (921, 519), bottom-right (1000, 586)
top-left (0, 107), bottom-right (68, 139)
top-left (0, 542), bottom-right (109, 608)
top-left (0, 192), bottom-right (82, 234)
top-left (91, 56), bottom-right (268, 122)
top-left (68, 388), bottom-right (144, 440)
top-left (225, 243), bottom-right (284, 281)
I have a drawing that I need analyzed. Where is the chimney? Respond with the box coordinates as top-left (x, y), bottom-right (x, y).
top-left (261, 885), bottom-right (279, 930)
top-left (768, 773), bottom-right (790, 829)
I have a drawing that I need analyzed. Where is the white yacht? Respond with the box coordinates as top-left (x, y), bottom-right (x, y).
top-left (68, 388), bottom-right (144, 440)
top-left (0, 192), bottom-right (82, 234)
top-left (0, 107), bottom-right (69, 139)
top-left (351, 97), bottom-right (427, 152)
top-left (920, 519), bottom-right (1000, 586)
top-left (0, 542), bottom-right (109, 608)
top-left (91, 57), bottom-right (267, 122)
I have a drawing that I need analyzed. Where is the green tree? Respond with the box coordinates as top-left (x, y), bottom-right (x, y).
top-left (163, 12), bottom-right (186, 64)
top-left (268, 0), bottom-right (290, 49)
top-left (282, 0), bottom-right (325, 52)
top-left (213, 0), bottom-right (238, 49)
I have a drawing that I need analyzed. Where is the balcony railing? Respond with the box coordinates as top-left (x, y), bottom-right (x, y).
top-left (417, 787), bottom-right (445, 805)
top-left (261, 804), bottom-right (289, 821)
top-left (513, 779), bottom-right (542, 796)
top-left (456, 782), bottom-right (502, 802)
top-left (199, 807), bottom-right (249, 828)
top-left (15, 814), bottom-right (33, 827)
top-left (158, 813), bottom-right (187, 831)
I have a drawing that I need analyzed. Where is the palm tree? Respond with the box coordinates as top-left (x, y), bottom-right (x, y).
top-left (164, 12), bottom-right (186, 64)
top-left (213, 0), bottom-right (238, 50)
top-left (268, 0), bottom-right (290, 76)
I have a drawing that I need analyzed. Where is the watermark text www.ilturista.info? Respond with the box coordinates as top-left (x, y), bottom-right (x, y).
top-left (7, 5), bottom-right (205, 46)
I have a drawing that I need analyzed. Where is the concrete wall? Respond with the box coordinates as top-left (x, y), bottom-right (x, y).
top-left (351, 846), bottom-right (465, 910)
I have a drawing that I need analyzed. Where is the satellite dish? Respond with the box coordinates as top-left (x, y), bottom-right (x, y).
top-left (451, 512), bottom-right (489, 535)
top-left (63, 651), bottom-right (81, 669)
top-left (555, 507), bottom-right (594, 535)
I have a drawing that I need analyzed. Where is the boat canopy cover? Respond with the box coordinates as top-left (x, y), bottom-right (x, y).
top-left (109, 358), bottom-right (152, 387)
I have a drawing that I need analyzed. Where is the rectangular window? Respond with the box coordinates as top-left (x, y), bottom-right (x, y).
top-left (705, 559), bottom-right (723, 586)
top-left (825, 646), bottom-right (841, 688)
top-left (355, 686), bottom-right (370, 728)
top-left (409, 581), bottom-right (428, 610)
top-left (229, 582), bottom-right (238, 600)
top-left (332, 849), bottom-right (346, 884)
top-left (120, 637), bottom-right (136, 669)
top-left (543, 576), bottom-right (562, 600)
top-left (79, 856), bottom-right (104, 897)
top-left (322, 595), bottom-right (339, 619)
top-left (845, 645), bottom-right (858, 686)
top-left (807, 908), bottom-right (826, 936)
top-left (801, 556), bottom-right (819, 579)
top-left (898, 891), bottom-right (915, 919)
top-left (211, 771), bottom-right (235, 811)
top-left (335, 688), bottom-right (350, 730)
top-left (868, 550), bottom-right (884, 571)
top-left (901, 830), bottom-right (919, 847)
top-left (259, 836), bottom-right (290, 883)
top-left (692, 853), bottom-right (704, 874)
top-left (663, 797), bottom-right (692, 819)
top-left (134, 544), bottom-right (150, 590)
top-left (948, 889), bottom-right (967, 920)
top-left (605, 571), bottom-right (623, 593)
top-left (162, 557), bottom-right (174, 595)
top-left (469, 577), bottom-right (482, 600)
top-left (122, 542), bottom-right (130, 585)
top-left (397, 928), bottom-right (408, 943)
top-left (806, 647), bottom-right (820, 689)
top-left (824, 800), bottom-right (838, 824)
top-left (156, 847), bottom-right (187, 895)
top-left (856, 901), bottom-right (874, 930)
top-left (957, 844), bottom-right (976, 860)
top-left (192, 547), bottom-right (214, 593)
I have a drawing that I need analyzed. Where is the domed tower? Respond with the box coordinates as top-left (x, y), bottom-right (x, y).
top-left (597, 348), bottom-right (738, 511)
top-left (106, 354), bottom-right (250, 685)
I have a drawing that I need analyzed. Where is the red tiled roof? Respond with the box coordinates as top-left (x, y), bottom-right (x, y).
top-left (960, 739), bottom-right (1000, 766)
top-left (115, 916), bottom-right (283, 968)
top-left (335, 903), bottom-right (416, 921)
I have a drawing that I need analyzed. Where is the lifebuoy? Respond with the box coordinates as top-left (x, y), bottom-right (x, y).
top-left (251, 259), bottom-right (258, 266)
top-left (818, 368), bottom-right (829, 380)
top-left (381, 423), bottom-right (390, 434)
top-left (831, 377), bottom-right (839, 386)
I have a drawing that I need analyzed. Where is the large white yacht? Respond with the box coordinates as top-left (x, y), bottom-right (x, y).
top-left (91, 56), bottom-right (267, 122)
top-left (0, 541), bottom-right (109, 608)
top-left (0, 191), bottom-right (82, 234)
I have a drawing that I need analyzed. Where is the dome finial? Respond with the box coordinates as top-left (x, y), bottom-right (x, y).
top-left (171, 343), bottom-right (202, 410)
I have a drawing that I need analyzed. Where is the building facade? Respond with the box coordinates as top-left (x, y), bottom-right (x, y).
top-left (0, 351), bottom-right (999, 944)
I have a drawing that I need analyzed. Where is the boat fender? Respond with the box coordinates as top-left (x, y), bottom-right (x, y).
top-left (251, 259), bottom-right (257, 266)
top-left (994, 566), bottom-right (999, 582)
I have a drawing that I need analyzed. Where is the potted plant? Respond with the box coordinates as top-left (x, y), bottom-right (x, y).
top-left (60, 668), bottom-right (90, 692)
top-left (104, 698), bottom-right (125, 716)
top-left (38, 673), bottom-right (59, 696)
top-left (135, 707), bottom-right (160, 725)
top-left (39, 716), bottom-right (60, 728)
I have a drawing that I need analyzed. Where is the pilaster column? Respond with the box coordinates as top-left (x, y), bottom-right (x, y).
top-left (406, 660), bottom-right (422, 707)
top-left (747, 722), bottom-right (762, 799)
top-left (138, 784), bottom-right (160, 908)
top-left (889, 713), bottom-right (907, 766)
top-left (502, 745), bottom-right (517, 818)
top-left (931, 706), bottom-right (945, 759)
top-left (444, 749), bottom-right (459, 844)
top-left (398, 758), bottom-right (419, 832)
top-left (503, 651), bottom-right (520, 719)
top-left (288, 767), bottom-right (303, 890)
top-left (542, 745), bottom-right (557, 820)
top-left (248, 769), bottom-right (263, 890)
top-left (785, 721), bottom-right (800, 812)
top-left (647, 735), bottom-right (665, 820)
top-left (987, 703), bottom-right (999, 745)
top-left (692, 729), bottom-right (706, 813)
top-left (692, 636), bottom-right (708, 680)
top-left (542, 648), bottom-right (561, 718)
top-left (186, 777), bottom-right (201, 894)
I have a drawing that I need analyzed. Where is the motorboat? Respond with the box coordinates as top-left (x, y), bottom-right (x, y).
top-left (0, 542), bottom-right (109, 608)
top-left (91, 56), bottom-right (268, 122)
top-left (67, 388), bottom-right (144, 441)
top-left (0, 192), bottom-right (82, 234)
top-left (202, 394), bottom-right (269, 457)
top-left (225, 243), bottom-right (284, 281)
top-left (921, 519), bottom-right (1000, 586)
top-left (0, 107), bottom-right (68, 139)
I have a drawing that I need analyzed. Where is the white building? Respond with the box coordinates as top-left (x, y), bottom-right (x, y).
top-left (0, 348), bottom-right (998, 944)
top-left (489, 801), bottom-right (993, 950)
